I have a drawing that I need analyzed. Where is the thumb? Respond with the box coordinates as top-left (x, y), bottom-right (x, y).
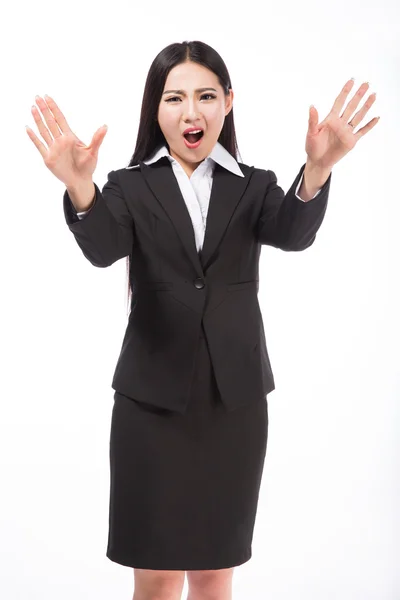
top-left (88, 125), bottom-right (108, 153)
top-left (308, 105), bottom-right (318, 134)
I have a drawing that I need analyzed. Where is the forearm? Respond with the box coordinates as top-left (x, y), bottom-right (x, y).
top-left (63, 171), bottom-right (134, 268)
top-left (256, 163), bottom-right (331, 251)
top-left (298, 160), bottom-right (332, 202)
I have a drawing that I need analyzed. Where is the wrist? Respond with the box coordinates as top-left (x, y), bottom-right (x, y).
top-left (304, 160), bottom-right (332, 182)
top-left (298, 161), bottom-right (332, 202)
top-left (66, 179), bottom-right (94, 193)
top-left (67, 180), bottom-right (96, 212)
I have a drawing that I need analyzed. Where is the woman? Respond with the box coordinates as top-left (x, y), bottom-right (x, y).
top-left (27, 40), bottom-right (378, 600)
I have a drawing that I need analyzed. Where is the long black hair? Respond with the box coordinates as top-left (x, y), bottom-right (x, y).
top-left (124, 40), bottom-right (241, 314)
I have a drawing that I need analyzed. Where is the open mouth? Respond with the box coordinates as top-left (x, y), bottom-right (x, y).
top-left (183, 130), bottom-right (204, 143)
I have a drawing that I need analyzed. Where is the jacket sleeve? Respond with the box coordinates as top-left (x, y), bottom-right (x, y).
top-left (255, 162), bottom-right (331, 251)
top-left (63, 170), bottom-right (134, 267)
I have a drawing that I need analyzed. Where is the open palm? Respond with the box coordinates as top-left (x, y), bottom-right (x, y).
top-left (26, 94), bottom-right (108, 187)
top-left (305, 79), bottom-right (379, 170)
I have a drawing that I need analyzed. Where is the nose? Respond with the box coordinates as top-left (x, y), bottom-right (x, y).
top-left (183, 97), bottom-right (201, 121)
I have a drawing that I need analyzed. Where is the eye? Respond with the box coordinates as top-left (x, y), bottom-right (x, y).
top-left (165, 93), bottom-right (216, 103)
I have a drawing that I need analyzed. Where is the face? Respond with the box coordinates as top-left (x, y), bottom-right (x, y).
top-left (157, 61), bottom-right (233, 177)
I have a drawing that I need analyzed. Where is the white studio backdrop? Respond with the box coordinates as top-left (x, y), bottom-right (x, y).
top-left (1, 0), bottom-right (399, 598)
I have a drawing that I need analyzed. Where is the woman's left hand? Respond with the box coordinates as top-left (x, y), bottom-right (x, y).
top-left (305, 79), bottom-right (380, 170)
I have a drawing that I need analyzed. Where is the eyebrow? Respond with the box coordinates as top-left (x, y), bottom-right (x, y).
top-left (162, 87), bottom-right (218, 96)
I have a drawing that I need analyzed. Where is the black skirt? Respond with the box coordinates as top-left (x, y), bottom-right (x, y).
top-left (106, 325), bottom-right (269, 570)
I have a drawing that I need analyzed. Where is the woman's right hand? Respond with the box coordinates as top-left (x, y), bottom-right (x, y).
top-left (26, 94), bottom-right (108, 188)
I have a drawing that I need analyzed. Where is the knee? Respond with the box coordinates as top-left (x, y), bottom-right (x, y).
top-left (187, 568), bottom-right (234, 597)
top-left (133, 569), bottom-right (185, 599)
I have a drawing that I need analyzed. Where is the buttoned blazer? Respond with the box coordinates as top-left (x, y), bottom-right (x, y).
top-left (63, 156), bottom-right (331, 413)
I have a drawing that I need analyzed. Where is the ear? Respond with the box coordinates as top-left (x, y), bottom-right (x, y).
top-left (225, 89), bottom-right (234, 116)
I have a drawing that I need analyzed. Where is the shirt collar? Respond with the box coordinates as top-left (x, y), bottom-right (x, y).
top-left (126, 141), bottom-right (245, 178)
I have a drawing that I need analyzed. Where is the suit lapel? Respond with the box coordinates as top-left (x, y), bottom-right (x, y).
top-left (200, 161), bottom-right (254, 270)
top-left (140, 156), bottom-right (255, 274)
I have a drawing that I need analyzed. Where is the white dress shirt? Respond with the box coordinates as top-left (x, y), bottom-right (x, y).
top-left (75, 142), bottom-right (322, 252)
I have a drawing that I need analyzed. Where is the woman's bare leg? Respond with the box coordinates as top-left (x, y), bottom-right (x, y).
top-left (186, 567), bottom-right (234, 600)
top-left (132, 568), bottom-right (185, 600)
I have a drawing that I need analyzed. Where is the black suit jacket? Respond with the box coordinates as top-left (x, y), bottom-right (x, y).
top-left (63, 156), bottom-right (331, 413)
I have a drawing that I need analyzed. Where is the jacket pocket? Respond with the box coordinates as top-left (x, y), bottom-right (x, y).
top-left (227, 280), bottom-right (259, 292)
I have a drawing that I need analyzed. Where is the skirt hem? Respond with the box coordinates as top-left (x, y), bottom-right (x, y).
top-left (105, 548), bottom-right (252, 571)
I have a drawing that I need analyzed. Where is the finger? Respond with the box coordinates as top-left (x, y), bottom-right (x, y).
top-left (25, 125), bottom-right (48, 160)
top-left (341, 82), bottom-right (370, 123)
top-left (34, 95), bottom-right (63, 140)
top-left (31, 104), bottom-right (53, 147)
top-left (330, 79), bottom-right (356, 117)
top-left (43, 95), bottom-right (73, 134)
top-left (345, 93), bottom-right (376, 129)
top-left (355, 117), bottom-right (380, 141)
top-left (88, 126), bottom-right (108, 153)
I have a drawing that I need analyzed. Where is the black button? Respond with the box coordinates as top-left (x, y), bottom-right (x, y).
top-left (193, 278), bottom-right (205, 289)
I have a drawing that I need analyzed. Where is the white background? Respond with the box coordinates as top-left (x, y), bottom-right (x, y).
top-left (1, 0), bottom-right (399, 598)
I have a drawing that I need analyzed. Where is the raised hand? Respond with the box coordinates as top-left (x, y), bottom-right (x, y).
top-left (26, 95), bottom-right (108, 188)
top-left (305, 79), bottom-right (380, 170)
